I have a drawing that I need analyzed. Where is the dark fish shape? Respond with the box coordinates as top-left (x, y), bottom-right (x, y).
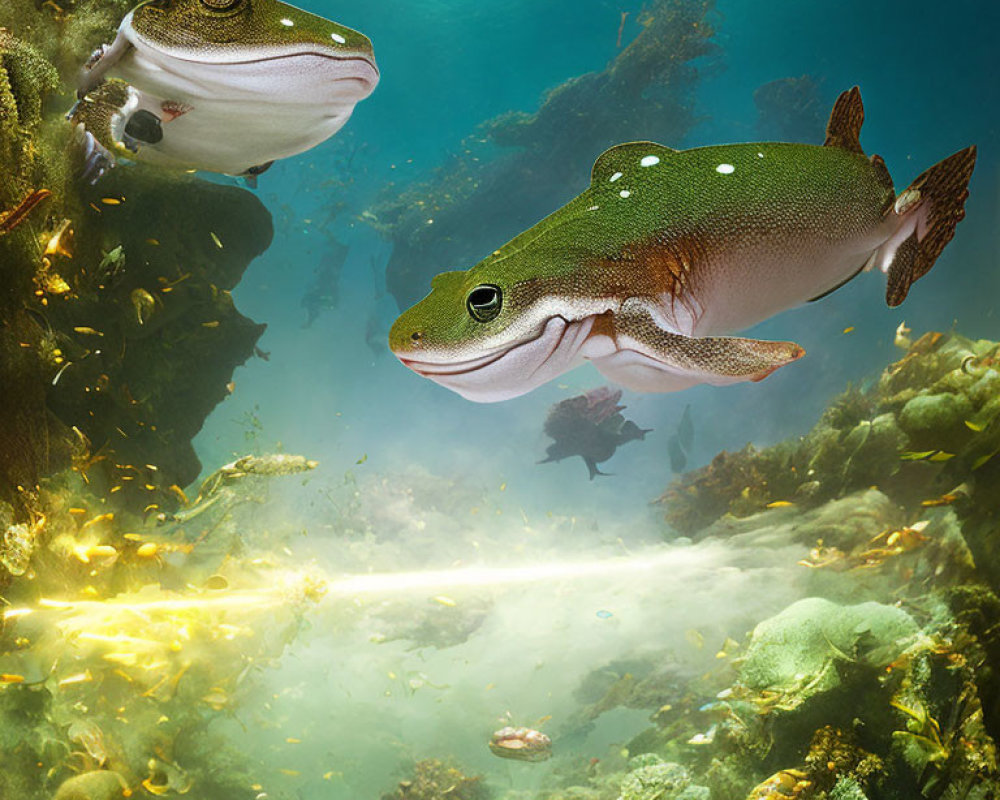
top-left (667, 434), bottom-right (686, 473)
top-left (301, 238), bottom-right (350, 327)
top-left (676, 403), bottom-right (694, 452)
top-left (540, 387), bottom-right (651, 479)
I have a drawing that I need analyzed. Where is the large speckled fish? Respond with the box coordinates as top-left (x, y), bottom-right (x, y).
top-left (389, 88), bottom-right (976, 402)
top-left (70, 0), bottom-right (377, 179)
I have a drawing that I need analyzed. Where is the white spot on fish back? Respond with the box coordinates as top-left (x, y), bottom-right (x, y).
top-left (640, 155), bottom-right (660, 167)
top-left (609, 171), bottom-right (623, 182)
top-left (331, 32), bottom-right (346, 43)
top-left (619, 190), bottom-right (631, 198)
top-left (715, 163), bottom-right (735, 174)
top-left (757, 152), bottom-right (764, 158)
top-left (280, 17), bottom-right (294, 26)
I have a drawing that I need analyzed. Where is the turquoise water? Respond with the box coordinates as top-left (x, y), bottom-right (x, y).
top-left (199, 0), bottom-right (998, 515)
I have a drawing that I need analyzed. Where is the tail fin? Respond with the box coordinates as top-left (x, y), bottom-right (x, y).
top-left (877, 145), bottom-right (977, 306)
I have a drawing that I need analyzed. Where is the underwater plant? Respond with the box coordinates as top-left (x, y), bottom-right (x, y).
top-left (381, 758), bottom-right (491, 800)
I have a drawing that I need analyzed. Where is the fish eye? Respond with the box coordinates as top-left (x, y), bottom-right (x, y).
top-left (124, 110), bottom-right (163, 144)
top-left (466, 284), bottom-right (502, 323)
top-left (199, 0), bottom-right (241, 11)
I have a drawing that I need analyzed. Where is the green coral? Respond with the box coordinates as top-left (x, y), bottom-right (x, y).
top-left (0, 29), bottom-right (58, 131)
top-left (619, 761), bottom-right (709, 800)
top-left (829, 776), bottom-right (868, 800)
top-left (740, 598), bottom-right (919, 695)
top-left (657, 331), bottom-right (1000, 536)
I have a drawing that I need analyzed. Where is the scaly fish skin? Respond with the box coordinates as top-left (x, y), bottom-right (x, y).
top-left (390, 89), bottom-right (975, 402)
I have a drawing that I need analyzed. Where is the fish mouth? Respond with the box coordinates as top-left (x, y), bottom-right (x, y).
top-left (394, 316), bottom-right (594, 403)
top-left (394, 316), bottom-right (580, 377)
top-left (165, 49), bottom-right (378, 87)
top-left (397, 344), bottom-right (514, 378)
top-left (124, 42), bottom-right (380, 103)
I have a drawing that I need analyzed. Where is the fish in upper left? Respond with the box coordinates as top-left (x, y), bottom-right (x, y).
top-left (69, 0), bottom-right (378, 182)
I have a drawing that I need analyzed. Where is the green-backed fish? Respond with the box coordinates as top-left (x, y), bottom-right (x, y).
top-left (390, 88), bottom-right (976, 402)
top-left (71, 0), bottom-right (377, 179)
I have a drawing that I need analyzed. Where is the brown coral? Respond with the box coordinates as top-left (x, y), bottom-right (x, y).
top-left (381, 759), bottom-right (491, 800)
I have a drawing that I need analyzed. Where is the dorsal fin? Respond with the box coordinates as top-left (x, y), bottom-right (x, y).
top-left (824, 87), bottom-right (865, 154)
top-left (591, 141), bottom-right (675, 185)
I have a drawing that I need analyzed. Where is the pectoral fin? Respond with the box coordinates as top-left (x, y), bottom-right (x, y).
top-left (77, 34), bottom-right (133, 98)
top-left (587, 312), bottom-right (805, 394)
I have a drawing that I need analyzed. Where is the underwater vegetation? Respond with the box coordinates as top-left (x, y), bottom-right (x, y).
top-left (0, 0), bottom-right (273, 517)
top-left (367, 0), bottom-right (718, 309)
top-left (459, 327), bottom-right (1000, 800)
top-left (381, 759), bottom-right (490, 800)
top-left (0, 449), bottom-right (323, 800)
top-left (656, 330), bottom-right (1000, 537)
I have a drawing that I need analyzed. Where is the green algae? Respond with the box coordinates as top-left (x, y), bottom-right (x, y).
top-left (657, 331), bottom-right (1000, 536)
top-left (739, 598), bottom-right (920, 695)
top-left (52, 771), bottom-right (128, 800)
top-left (619, 760), bottom-right (709, 800)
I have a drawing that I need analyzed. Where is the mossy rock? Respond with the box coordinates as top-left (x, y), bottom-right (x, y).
top-left (38, 168), bottom-right (273, 501)
top-left (53, 771), bottom-right (128, 800)
top-left (897, 391), bottom-right (973, 450)
top-left (740, 598), bottom-right (920, 694)
top-left (620, 761), bottom-right (707, 800)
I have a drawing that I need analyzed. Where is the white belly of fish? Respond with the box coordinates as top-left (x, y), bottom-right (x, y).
top-left (688, 224), bottom-right (894, 337)
top-left (112, 45), bottom-right (375, 174)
